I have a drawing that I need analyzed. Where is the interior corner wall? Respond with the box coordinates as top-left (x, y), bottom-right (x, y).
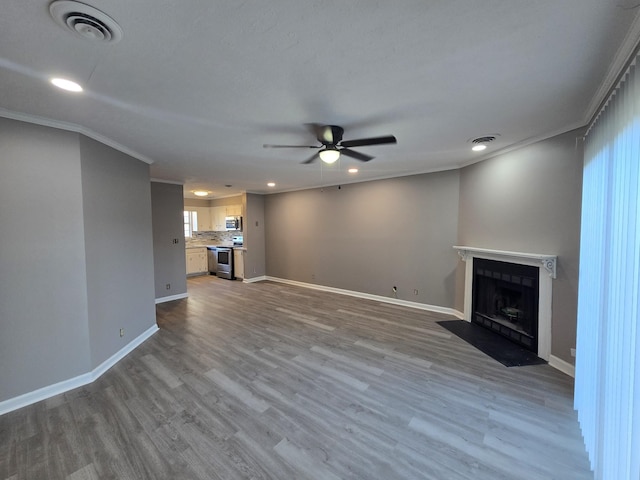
top-left (0, 118), bottom-right (91, 402)
top-left (457, 127), bottom-right (585, 364)
top-left (244, 193), bottom-right (266, 279)
top-left (264, 170), bottom-right (460, 308)
top-left (151, 182), bottom-right (187, 298)
top-left (80, 136), bottom-right (157, 370)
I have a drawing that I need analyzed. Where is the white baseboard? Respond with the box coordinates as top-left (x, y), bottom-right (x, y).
top-left (91, 324), bottom-right (159, 380)
top-left (0, 324), bottom-right (158, 416)
top-left (549, 355), bottom-right (575, 378)
top-left (155, 292), bottom-right (188, 304)
top-left (0, 372), bottom-right (94, 418)
top-left (265, 276), bottom-right (463, 319)
top-left (243, 275), bottom-right (267, 284)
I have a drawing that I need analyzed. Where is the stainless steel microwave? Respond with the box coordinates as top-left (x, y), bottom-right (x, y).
top-left (225, 216), bottom-right (242, 231)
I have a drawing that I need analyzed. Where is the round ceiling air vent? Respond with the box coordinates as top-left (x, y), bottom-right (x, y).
top-left (49, 1), bottom-right (123, 44)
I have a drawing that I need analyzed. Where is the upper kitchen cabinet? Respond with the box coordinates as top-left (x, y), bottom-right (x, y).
top-left (210, 204), bottom-right (242, 230)
top-left (211, 206), bottom-right (226, 231)
top-left (226, 204), bottom-right (242, 216)
top-left (192, 206), bottom-right (213, 231)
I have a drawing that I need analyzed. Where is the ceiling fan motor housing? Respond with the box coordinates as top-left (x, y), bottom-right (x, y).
top-left (320, 125), bottom-right (344, 145)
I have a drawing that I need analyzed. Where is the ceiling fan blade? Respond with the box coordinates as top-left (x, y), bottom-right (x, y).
top-left (340, 135), bottom-right (397, 148)
top-left (263, 144), bottom-right (320, 149)
top-left (301, 152), bottom-right (320, 164)
top-left (340, 148), bottom-right (374, 162)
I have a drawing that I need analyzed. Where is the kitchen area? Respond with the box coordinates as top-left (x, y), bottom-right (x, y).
top-left (184, 196), bottom-right (247, 281)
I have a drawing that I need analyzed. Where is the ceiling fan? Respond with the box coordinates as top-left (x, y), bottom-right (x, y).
top-left (263, 124), bottom-right (397, 164)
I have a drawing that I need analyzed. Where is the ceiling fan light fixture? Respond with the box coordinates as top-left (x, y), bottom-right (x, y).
top-left (193, 190), bottom-right (209, 197)
top-left (319, 148), bottom-right (340, 164)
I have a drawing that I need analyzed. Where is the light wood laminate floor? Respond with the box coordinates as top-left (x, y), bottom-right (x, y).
top-left (0, 276), bottom-right (592, 479)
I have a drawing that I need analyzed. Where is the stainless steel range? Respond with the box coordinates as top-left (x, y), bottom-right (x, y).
top-left (216, 246), bottom-right (233, 279)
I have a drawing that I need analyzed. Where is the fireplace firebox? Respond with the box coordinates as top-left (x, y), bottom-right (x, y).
top-left (472, 258), bottom-right (539, 352)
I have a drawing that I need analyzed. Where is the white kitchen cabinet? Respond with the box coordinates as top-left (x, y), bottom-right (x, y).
top-left (186, 247), bottom-right (208, 275)
top-left (233, 249), bottom-right (244, 279)
top-left (211, 206), bottom-right (226, 231)
top-left (192, 207), bottom-right (212, 231)
top-left (226, 204), bottom-right (242, 216)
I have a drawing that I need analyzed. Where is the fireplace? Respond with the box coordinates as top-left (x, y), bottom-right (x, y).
top-left (453, 246), bottom-right (557, 361)
top-left (472, 258), bottom-right (539, 352)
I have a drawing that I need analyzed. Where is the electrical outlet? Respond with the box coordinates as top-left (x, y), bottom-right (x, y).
top-left (392, 286), bottom-right (397, 293)
top-left (571, 348), bottom-right (576, 357)
top-left (119, 328), bottom-right (124, 337)
top-left (414, 289), bottom-right (419, 295)
top-left (172, 238), bottom-right (179, 244)
top-left (166, 283), bottom-right (171, 290)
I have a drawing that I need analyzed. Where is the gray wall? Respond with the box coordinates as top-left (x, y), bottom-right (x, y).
top-left (80, 136), bottom-right (157, 369)
top-left (183, 198), bottom-right (210, 208)
top-left (264, 170), bottom-right (461, 307)
top-left (0, 119), bottom-right (91, 402)
top-left (457, 128), bottom-right (584, 363)
top-left (151, 182), bottom-right (187, 299)
top-left (244, 193), bottom-right (266, 279)
top-left (0, 116), bottom-right (158, 404)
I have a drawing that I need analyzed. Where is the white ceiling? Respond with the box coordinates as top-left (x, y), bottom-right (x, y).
top-left (1, 1), bottom-right (639, 199)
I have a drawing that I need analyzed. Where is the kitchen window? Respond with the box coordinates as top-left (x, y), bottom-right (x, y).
top-left (184, 210), bottom-right (197, 237)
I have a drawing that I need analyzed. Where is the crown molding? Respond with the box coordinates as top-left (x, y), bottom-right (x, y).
top-left (583, 8), bottom-right (640, 123)
top-left (457, 121), bottom-right (587, 170)
top-left (150, 178), bottom-right (184, 185)
top-left (0, 107), bottom-right (155, 165)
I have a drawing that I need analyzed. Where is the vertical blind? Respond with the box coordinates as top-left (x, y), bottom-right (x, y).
top-left (576, 52), bottom-right (640, 479)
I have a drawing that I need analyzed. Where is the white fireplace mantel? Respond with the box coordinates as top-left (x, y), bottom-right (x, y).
top-left (453, 246), bottom-right (557, 361)
top-left (453, 246), bottom-right (557, 278)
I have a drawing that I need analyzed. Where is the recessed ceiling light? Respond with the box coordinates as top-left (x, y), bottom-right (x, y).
top-left (267, 182), bottom-right (276, 187)
top-left (50, 77), bottom-right (83, 92)
top-left (193, 191), bottom-right (209, 197)
top-left (348, 168), bottom-right (358, 173)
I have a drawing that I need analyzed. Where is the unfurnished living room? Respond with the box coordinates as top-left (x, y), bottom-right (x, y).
top-left (1, 2), bottom-right (639, 479)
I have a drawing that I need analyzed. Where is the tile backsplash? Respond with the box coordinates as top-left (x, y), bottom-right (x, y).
top-left (187, 231), bottom-right (235, 245)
